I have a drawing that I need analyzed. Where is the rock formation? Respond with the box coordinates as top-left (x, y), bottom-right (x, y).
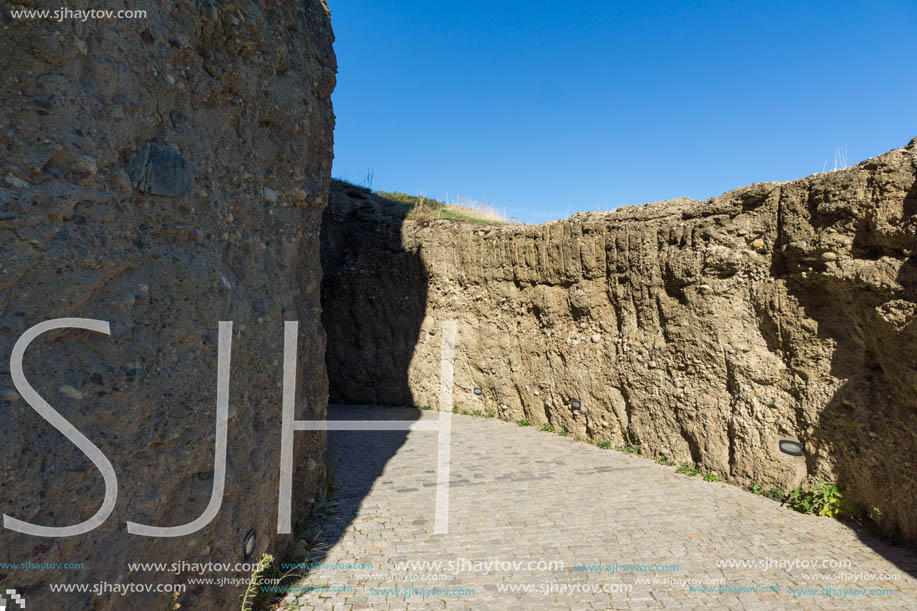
top-left (323, 140), bottom-right (917, 543)
top-left (0, 2), bottom-right (335, 608)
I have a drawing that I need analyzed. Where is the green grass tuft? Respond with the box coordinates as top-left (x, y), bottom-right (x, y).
top-left (750, 482), bottom-right (786, 501)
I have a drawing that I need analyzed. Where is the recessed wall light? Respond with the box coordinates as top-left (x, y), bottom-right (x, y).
top-left (473, 387), bottom-right (482, 395)
top-left (571, 400), bottom-right (582, 410)
top-left (243, 529), bottom-right (257, 560)
top-left (779, 440), bottom-right (805, 456)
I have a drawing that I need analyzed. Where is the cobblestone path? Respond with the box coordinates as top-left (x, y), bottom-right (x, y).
top-left (278, 405), bottom-right (917, 610)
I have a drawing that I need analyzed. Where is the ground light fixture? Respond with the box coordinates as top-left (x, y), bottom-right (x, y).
top-left (243, 529), bottom-right (257, 560)
top-left (473, 387), bottom-right (483, 395)
top-left (571, 399), bottom-right (582, 410)
top-left (779, 440), bottom-right (805, 456)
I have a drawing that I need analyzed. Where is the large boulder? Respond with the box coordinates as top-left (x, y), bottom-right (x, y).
top-left (0, 1), bottom-right (335, 608)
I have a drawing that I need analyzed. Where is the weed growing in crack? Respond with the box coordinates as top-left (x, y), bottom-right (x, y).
top-left (750, 482), bottom-right (785, 501)
top-left (786, 481), bottom-right (852, 517)
top-left (240, 553), bottom-right (273, 611)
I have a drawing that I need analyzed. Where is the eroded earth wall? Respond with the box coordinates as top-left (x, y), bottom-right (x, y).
top-left (323, 141), bottom-right (917, 543)
top-left (0, 2), bottom-right (335, 608)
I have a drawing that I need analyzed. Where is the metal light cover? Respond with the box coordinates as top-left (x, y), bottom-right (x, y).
top-left (571, 399), bottom-right (582, 410)
top-left (473, 387), bottom-right (483, 395)
top-left (779, 439), bottom-right (805, 456)
top-left (243, 529), bottom-right (257, 560)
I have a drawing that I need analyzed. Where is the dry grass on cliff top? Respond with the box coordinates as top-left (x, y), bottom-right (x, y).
top-left (375, 189), bottom-right (509, 225)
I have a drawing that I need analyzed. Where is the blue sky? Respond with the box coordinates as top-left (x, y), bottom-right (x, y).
top-left (330, 1), bottom-right (917, 223)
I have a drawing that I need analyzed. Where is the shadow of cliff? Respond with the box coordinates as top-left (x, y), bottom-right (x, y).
top-left (321, 181), bottom-right (428, 407)
top-left (781, 275), bottom-right (917, 572)
top-left (773, 177), bottom-right (917, 573)
top-left (280, 180), bottom-right (429, 599)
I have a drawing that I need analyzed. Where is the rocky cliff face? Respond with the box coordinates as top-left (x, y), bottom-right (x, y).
top-left (0, 2), bottom-right (335, 608)
top-left (323, 140), bottom-right (917, 543)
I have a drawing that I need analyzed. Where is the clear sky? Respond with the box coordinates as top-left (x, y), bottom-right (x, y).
top-left (329, 1), bottom-right (917, 223)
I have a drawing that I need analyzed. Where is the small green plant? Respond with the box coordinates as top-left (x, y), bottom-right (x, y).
top-left (420, 405), bottom-right (432, 410)
top-left (517, 418), bottom-right (531, 427)
top-left (786, 481), bottom-right (849, 517)
top-left (702, 471), bottom-right (720, 482)
top-left (677, 463), bottom-right (700, 476)
top-left (555, 427), bottom-right (567, 436)
top-left (240, 553), bottom-right (274, 611)
top-left (655, 456), bottom-right (669, 465)
top-left (750, 482), bottom-right (784, 500)
top-left (461, 409), bottom-right (471, 415)
top-left (597, 440), bottom-right (612, 449)
top-left (452, 407), bottom-right (459, 414)
top-left (620, 444), bottom-right (636, 454)
top-left (541, 423), bottom-right (555, 433)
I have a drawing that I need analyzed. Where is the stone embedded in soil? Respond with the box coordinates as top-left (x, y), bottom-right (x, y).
top-left (128, 142), bottom-right (194, 197)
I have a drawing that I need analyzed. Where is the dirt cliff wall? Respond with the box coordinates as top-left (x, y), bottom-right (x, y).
top-left (322, 140), bottom-right (917, 542)
top-left (0, 2), bottom-right (335, 608)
